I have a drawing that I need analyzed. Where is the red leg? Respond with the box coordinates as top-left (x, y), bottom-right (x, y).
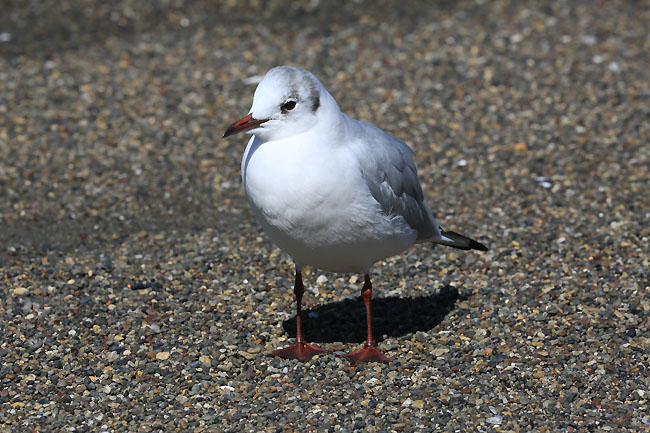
top-left (343, 274), bottom-right (389, 366)
top-left (269, 270), bottom-right (328, 362)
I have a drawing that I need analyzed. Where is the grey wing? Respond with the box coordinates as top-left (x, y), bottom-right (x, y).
top-left (353, 122), bottom-right (439, 241)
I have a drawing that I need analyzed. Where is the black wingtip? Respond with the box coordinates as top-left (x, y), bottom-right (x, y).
top-left (469, 239), bottom-right (489, 251)
top-left (440, 230), bottom-right (489, 252)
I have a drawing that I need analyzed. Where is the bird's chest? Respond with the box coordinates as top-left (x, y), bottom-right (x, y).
top-left (242, 139), bottom-right (356, 236)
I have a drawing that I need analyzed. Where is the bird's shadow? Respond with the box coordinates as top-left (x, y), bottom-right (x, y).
top-left (281, 285), bottom-right (463, 344)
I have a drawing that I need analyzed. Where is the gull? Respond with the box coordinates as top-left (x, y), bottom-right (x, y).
top-left (223, 66), bottom-right (488, 365)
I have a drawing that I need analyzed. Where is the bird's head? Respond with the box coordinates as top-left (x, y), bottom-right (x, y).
top-left (223, 66), bottom-right (330, 141)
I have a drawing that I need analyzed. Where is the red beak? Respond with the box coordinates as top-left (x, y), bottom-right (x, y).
top-left (222, 113), bottom-right (268, 138)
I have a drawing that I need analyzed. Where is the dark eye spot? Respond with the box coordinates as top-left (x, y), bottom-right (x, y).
top-left (281, 100), bottom-right (296, 113)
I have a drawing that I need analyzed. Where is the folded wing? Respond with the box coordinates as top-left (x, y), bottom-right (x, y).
top-left (349, 118), bottom-right (439, 241)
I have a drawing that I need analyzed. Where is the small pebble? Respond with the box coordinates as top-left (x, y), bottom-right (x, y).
top-left (156, 352), bottom-right (170, 361)
top-left (12, 287), bottom-right (29, 296)
top-left (486, 415), bottom-right (503, 425)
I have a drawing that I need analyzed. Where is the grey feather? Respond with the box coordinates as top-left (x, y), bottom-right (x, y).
top-left (349, 117), bottom-right (438, 241)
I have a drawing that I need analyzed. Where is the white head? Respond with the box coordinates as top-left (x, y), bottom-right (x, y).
top-left (223, 66), bottom-right (338, 141)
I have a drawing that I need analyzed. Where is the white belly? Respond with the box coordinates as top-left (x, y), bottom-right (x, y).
top-left (241, 135), bottom-right (416, 273)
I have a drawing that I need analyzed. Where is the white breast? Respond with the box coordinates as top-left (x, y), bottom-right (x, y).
top-left (241, 134), bottom-right (417, 273)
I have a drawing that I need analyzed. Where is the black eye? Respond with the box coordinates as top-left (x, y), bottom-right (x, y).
top-left (281, 100), bottom-right (296, 113)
